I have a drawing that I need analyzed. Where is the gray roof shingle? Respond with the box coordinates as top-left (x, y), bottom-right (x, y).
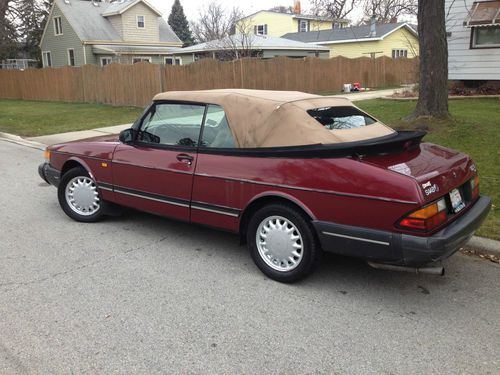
top-left (282, 22), bottom-right (415, 43)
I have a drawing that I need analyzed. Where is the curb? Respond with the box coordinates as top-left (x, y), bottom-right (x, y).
top-left (465, 236), bottom-right (500, 257)
top-left (0, 132), bottom-right (46, 150)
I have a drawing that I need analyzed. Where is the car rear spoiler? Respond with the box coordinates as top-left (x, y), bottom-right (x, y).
top-left (199, 131), bottom-right (427, 158)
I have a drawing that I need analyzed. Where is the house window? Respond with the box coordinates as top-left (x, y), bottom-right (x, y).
top-left (137, 15), bottom-right (145, 28)
top-left (165, 57), bottom-right (182, 65)
top-left (42, 51), bottom-right (52, 67)
top-left (132, 56), bottom-right (152, 63)
top-left (54, 16), bottom-right (63, 35)
top-left (392, 49), bottom-right (408, 58)
top-left (472, 26), bottom-right (500, 48)
top-left (254, 24), bottom-right (267, 35)
top-left (299, 20), bottom-right (309, 32)
top-left (101, 57), bottom-right (113, 66)
top-left (67, 49), bottom-right (75, 66)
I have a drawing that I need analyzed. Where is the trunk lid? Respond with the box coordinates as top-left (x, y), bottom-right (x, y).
top-left (361, 142), bottom-right (476, 203)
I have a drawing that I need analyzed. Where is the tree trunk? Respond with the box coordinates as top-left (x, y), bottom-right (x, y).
top-left (413, 0), bottom-right (449, 119)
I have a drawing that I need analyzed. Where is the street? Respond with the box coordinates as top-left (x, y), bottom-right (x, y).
top-left (1, 139), bottom-right (499, 374)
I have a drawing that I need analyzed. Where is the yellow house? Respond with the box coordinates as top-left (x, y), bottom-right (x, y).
top-left (283, 22), bottom-right (419, 58)
top-left (236, 10), bottom-right (349, 38)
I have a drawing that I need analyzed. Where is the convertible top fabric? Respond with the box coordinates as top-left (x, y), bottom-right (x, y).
top-left (153, 89), bottom-right (394, 148)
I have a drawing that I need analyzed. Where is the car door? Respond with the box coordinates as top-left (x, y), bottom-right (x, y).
top-left (191, 104), bottom-right (242, 230)
top-left (112, 102), bottom-right (205, 221)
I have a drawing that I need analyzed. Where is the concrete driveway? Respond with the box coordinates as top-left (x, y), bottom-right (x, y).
top-left (1, 139), bottom-right (499, 374)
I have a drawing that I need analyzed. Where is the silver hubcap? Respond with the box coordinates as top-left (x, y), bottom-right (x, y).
top-left (65, 176), bottom-right (100, 216)
top-left (256, 215), bottom-right (304, 272)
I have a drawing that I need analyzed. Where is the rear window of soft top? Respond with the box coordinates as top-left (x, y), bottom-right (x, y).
top-left (307, 106), bottom-right (376, 130)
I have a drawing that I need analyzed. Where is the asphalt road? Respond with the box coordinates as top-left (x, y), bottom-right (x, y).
top-left (1, 139), bottom-right (499, 375)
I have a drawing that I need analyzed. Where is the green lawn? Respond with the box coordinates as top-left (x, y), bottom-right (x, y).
top-left (0, 99), bottom-right (143, 137)
top-left (356, 98), bottom-right (500, 240)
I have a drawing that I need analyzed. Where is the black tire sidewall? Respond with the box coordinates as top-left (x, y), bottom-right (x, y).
top-left (247, 203), bottom-right (319, 283)
top-left (57, 167), bottom-right (104, 223)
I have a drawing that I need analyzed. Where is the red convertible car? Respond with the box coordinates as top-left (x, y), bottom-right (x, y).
top-left (39, 89), bottom-right (491, 282)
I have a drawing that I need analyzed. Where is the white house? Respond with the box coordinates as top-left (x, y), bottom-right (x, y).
top-left (445, 0), bottom-right (500, 82)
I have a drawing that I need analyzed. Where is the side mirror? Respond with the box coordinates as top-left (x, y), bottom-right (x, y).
top-left (119, 128), bottom-right (135, 144)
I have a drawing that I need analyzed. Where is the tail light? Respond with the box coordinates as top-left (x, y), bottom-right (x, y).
top-left (398, 198), bottom-right (447, 231)
top-left (470, 175), bottom-right (480, 200)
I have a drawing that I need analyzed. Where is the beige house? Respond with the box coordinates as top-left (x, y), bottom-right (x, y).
top-left (236, 10), bottom-right (349, 38)
top-left (40, 0), bottom-right (182, 67)
top-left (283, 22), bottom-right (419, 59)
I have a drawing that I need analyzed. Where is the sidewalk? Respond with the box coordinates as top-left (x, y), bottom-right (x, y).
top-left (27, 123), bottom-right (132, 146)
top-left (335, 87), bottom-right (406, 101)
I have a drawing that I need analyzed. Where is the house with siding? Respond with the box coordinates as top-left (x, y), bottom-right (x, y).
top-left (235, 10), bottom-right (349, 38)
top-left (445, 0), bottom-right (500, 82)
top-left (282, 22), bottom-right (419, 59)
top-left (40, 0), bottom-right (182, 67)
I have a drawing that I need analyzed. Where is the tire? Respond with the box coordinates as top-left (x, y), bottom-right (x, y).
top-left (57, 167), bottom-right (105, 222)
top-left (246, 203), bottom-right (320, 283)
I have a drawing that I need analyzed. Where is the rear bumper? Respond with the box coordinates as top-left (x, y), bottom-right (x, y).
top-left (313, 196), bottom-right (491, 266)
top-left (38, 162), bottom-right (60, 187)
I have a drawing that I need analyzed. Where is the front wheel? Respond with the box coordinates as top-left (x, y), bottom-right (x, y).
top-left (57, 167), bottom-right (104, 222)
top-left (247, 203), bottom-right (320, 283)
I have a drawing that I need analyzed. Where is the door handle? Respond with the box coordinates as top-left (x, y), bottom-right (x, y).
top-left (176, 153), bottom-right (194, 165)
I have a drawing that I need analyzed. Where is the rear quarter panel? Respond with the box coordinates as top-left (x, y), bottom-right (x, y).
top-left (192, 153), bottom-right (422, 232)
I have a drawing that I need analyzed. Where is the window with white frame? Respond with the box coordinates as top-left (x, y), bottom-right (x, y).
top-left (165, 57), bottom-right (182, 65)
top-left (42, 51), bottom-right (52, 67)
top-left (101, 57), bottom-right (113, 66)
top-left (132, 56), bottom-right (152, 63)
top-left (392, 49), bottom-right (408, 58)
top-left (254, 24), bottom-right (268, 35)
top-left (67, 49), bottom-right (75, 66)
top-left (54, 16), bottom-right (63, 35)
top-left (137, 15), bottom-right (145, 28)
top-left (472, 26), bottom-right (500, 48)
top-left (299, 19), bottom-right (309, 32)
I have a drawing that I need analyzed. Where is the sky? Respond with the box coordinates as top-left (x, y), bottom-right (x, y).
top-left (148, 0), bottom-right (365, 24)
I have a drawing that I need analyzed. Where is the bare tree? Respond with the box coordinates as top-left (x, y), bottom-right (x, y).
top-left (191, 1), bottom-right (243, 43)
top-left (204, 15), bottom-right (256, 61)
top-left (363, 0), bottom-right (417, 22)
top-left (310, 0), bottom-right (359, 19)
top-left (412, 0), bottom-right (449, 119)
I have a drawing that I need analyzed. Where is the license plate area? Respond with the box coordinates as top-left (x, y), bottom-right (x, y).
top-left (450, 188), bottom-right (465, 213)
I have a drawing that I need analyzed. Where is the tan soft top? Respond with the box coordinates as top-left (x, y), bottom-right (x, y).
top-left (153, 89), bottom-right (394, 148)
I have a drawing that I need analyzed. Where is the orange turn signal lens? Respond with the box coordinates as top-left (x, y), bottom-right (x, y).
top-left (408, 203), bottom-right (438, 219)
top-left (44, 149), bottom-right (51, 161)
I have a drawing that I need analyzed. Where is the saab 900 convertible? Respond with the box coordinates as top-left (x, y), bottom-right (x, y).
top-left (38, 89), bottom-right (491, 282)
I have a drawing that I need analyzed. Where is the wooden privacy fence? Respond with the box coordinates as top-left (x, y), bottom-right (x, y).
top-left (0, 56), bottom-right (418, 107)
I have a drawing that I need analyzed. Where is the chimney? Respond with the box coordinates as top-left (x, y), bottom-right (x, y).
top-left (369, 15), bottom-right (376, 37)
top-left (390, 17), bottom-right (398, 23)
top-left (294, 0), bottom-right (301, 15)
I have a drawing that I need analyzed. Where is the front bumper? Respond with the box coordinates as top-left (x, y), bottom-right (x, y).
top-left (38, 162), bottom-right (60, 187)
top-left (313, 196), bottom-right (492, 266)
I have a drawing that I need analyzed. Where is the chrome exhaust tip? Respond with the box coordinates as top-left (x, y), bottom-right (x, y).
top-left (367, 261), bottom-right (445, 276)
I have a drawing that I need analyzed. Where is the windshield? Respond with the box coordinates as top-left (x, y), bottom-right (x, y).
top-left (307, 106), bottom-right (376, 130)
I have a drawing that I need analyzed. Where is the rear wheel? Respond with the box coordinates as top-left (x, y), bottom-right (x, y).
top-left (57, 167), bottom-right (104, 222)
top-left (247, 203), bottom-right (320, 283)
